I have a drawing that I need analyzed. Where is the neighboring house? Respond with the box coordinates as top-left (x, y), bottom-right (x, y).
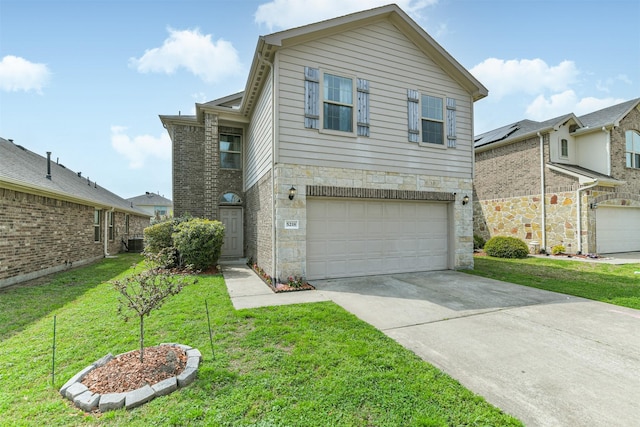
top-left (127, 192), bottom-right (173, 220)
top-left (160, 4), bottom-right (487, 280)
top-left (0, 137), bottom-right (151, 288)
top-left (474, 98), bottom-right (640, 255)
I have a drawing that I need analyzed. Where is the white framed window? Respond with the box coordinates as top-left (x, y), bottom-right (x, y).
top-left (304, 66), bottom-right (369, 136)
top-left (220, 134), bottom-right (242, 169)
top-left (107, 211), bottom-right (114, 241)
top-left (626, 130), bottom-right (640, 169)
top-left (94, 209), bottom-right (102, 242)
top-left (561, 139), bottom-right (569, 157)
top-left (407, 90), bottom-right (456, 147)
top-left (125, 214), bottom-right (130, 235)
top-left (323, 73), bottom-right (354, 133)
top-left (421, 94), bottom-right (444, 145)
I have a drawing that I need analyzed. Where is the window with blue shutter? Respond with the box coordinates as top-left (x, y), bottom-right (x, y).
top-left (304, 67), bottom-right (369, 136)
top-left (357, 78), bottom-right (370, 136)
top-left (446, 97), bottom-right (457, 148)
top-left (304, 66), bottom-right (319, 129)
top-left (407, 89), bottom-right (420, 142)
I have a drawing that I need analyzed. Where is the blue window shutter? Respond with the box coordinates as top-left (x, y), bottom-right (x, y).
top-left (407, 89), bottom-right (419, 142)
top-left (304, 67), bottom-right (319, 129)
top-left (446, 97), bottom-right (457, 148)
top-left (357, 78), bottom-right (370, 137)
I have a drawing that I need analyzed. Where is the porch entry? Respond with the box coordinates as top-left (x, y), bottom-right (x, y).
top-left (220, 207), bottom-right (243, 257)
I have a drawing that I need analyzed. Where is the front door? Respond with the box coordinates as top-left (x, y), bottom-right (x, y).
top-left (220, 207), bottom-right (243, 257)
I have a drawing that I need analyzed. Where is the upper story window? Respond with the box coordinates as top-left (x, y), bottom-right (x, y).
top-left (421, 95), bottom-right (444, 145)
top-left (626, 130), bottom-right (640, 169)
top-left (323, 73), bottom-right (353, 132)
top-left (220, 134), bottom-right (241, 169)
top-left (407, 90), bottom-right (457, 147)
top-left (304, 66), bottom-right (370, 136)
top-left (561, 139), bottom-right (569, 157)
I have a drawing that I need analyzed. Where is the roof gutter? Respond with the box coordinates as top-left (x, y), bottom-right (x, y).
top-left (0, 177), bottom-right (148, 217)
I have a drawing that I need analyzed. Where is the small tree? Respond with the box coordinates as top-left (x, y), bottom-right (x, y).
top-left (112, 256), bottom-right (197, 363)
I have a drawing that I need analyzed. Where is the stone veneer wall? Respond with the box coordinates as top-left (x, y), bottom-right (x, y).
top-left (0, 188), bottom-right (148, 288)
top-left (473, 190), bottom-right (579, 253)
top-left (244, 170), bottom-right (273, 276)
top-left (272, 163), bottom-right (473, 279)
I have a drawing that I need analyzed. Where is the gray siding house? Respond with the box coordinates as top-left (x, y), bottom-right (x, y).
top-left (0, 137), bottom-right (150, 288)
top-left (474, 98), bottom-right (640, 255)
top-left (160, 4), bottom-right (487, 280)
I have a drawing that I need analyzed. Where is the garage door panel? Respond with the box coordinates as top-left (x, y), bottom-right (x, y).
top-left (596, 207), bottom-right (640, 253)
top-left (307, 199), bottom-right (449, 279)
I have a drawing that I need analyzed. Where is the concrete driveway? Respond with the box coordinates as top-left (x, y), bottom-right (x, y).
top-left (310, 271), bottom-right (640, 427)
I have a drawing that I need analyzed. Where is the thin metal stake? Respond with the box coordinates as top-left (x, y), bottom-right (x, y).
top-left (205, 300), bottom-right (215, 360)
top-left (51, 315), bottom-right (57, 387)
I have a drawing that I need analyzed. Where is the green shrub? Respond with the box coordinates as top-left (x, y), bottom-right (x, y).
top-left (144, 220), bottom-right (175, 254)
top-left (473, 234), bottom-right (486, 250)
top-left (173, 218), bottom-right (225, 270)
top-left (484, 236), bottom-right (529, 259)
top-left (551, 244), bottom-right (566, 255)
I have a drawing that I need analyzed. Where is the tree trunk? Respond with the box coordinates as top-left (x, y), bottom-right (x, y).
top-left (139, 315), bottom-right (145, 363)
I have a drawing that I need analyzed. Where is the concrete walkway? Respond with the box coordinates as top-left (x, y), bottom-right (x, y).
top-left (220, 263), bottom-right (640, 427)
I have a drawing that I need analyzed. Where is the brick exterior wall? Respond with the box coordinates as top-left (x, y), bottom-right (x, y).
top-left (244, 171), bottom-right (273, 275)
top-left (171, 117), bottom-right (245, 222)
top-left (0, 188), bottom-right (149, 288)
top-left (611, 106), bottom-right (640, 190)
top-left (171, 124), bottom-right (206, 218)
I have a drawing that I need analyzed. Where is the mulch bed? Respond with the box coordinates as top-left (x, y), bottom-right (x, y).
top-left (82, 345), bottom-right (187, 394)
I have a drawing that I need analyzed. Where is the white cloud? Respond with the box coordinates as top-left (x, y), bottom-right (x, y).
top-left (129, 28), bottom-right (242, 84)
top-left (471, 58), bottom-right (579, 100)
top-left (525, 90), bottom-right (627, 120)
top-left (0, 55), bottom-right (51, 93)
top-left (254, 0), bottom-right (436, 31)
top-left (110, 126), bottom-right (171, 169)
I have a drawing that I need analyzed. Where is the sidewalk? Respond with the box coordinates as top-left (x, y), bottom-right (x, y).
top-left (220, 263), bottom-right (330, 309)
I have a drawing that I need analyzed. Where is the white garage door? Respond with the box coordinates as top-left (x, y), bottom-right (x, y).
top-left (306, 198), bottom-right (449, 280)
top-left (596, 207), bottom-right (640, 253)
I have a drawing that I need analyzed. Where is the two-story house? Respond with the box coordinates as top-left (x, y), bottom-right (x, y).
top-left (474, 98), bottom-right (640, 255)
top-left (160, 4), bottom-right (488, 281)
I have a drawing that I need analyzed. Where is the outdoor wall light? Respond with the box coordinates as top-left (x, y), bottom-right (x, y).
top-left (289, 186), bottom-right (297, 200)
top-left (462, 195), bottom-right (469, 205)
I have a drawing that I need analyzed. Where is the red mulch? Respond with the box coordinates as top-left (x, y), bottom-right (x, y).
top-left (81, 345), bottom-right (187, 394)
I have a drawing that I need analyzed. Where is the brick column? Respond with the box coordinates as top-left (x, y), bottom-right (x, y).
top-left (204, 113), bottom-right (219, 219)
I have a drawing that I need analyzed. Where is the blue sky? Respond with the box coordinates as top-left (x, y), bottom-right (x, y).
top-left (1, 0), bottom-right (638, 200)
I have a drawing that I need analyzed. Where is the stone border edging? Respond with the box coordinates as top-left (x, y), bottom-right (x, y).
top-left (59, 343), bottom-right (201, 412)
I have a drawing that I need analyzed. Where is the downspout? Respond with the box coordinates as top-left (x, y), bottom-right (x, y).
top-left (576, 180), bottom-right (598, 254)
top-left (603, 127), bottom-right (611, 176)
top-left (537, 132), bottom-right (547, 252)
top-left (257, 52), bottom-right (276, 278)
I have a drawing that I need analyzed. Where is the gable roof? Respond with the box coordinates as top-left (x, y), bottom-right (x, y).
top-left (0, 137), bottom-right (149, 216)
top-left (475, 97), bottom-right (640, 150)
top-left (573, 97), bottom-right (640, 135)
top-left (127, 192), bottom-right (173, 206)
top-left (474, 114), bottom-right (578, 149)
top-left (178, 3), bottom-right (487, 125)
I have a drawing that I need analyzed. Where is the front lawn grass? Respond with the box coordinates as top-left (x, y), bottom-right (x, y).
top-left (467, 255), bottom-right (640, 309)
top-left (0, 254), bottom-right (521, 426)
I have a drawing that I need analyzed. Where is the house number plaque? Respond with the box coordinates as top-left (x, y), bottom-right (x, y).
top-left (284, 220), bottom-right (299, 229)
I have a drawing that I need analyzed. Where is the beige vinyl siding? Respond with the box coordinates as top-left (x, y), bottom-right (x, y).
top-left (275, 20), bottom-right (474, 178)
top-left (245, 69), bottom-right (274, 189)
